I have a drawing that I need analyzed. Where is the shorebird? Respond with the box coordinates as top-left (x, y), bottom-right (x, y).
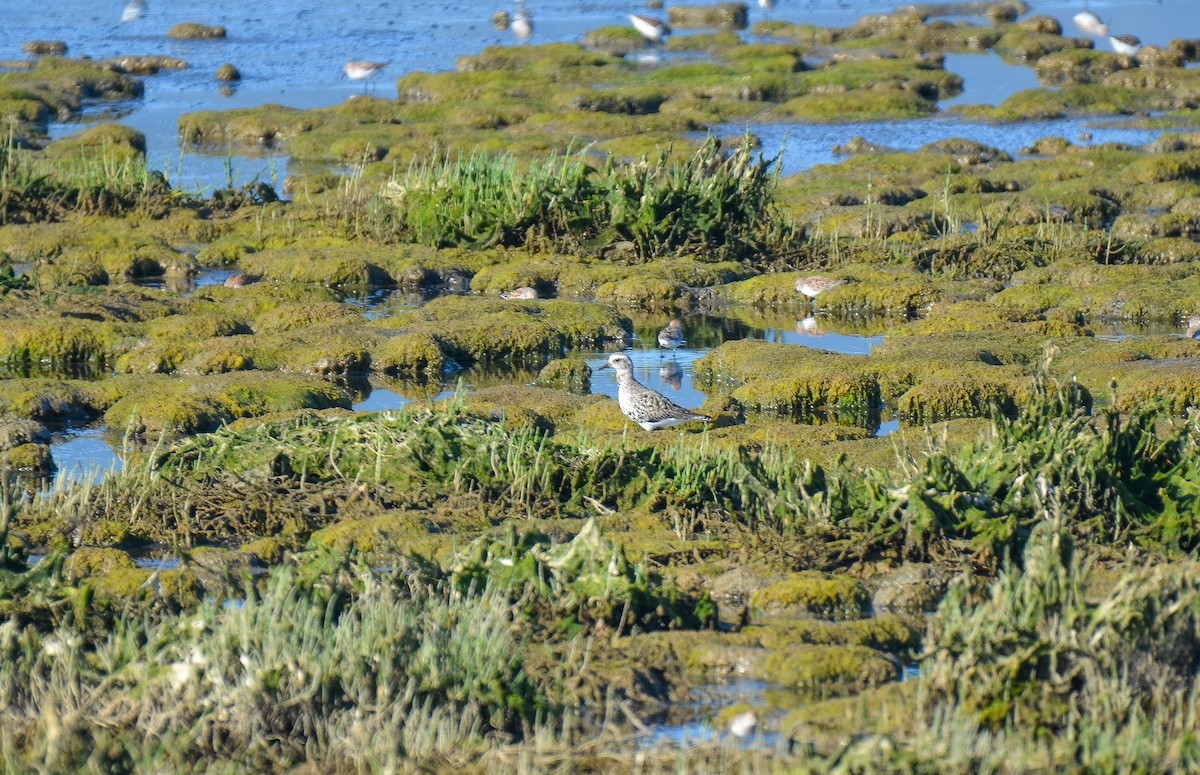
top-left (500, 286), bottom-right (538, 300)
top-left (657, 318), bottom-right (684, 353)
top-left (343, 61), bottom-right (389, 90)
top-left (1072, 11), bottom-right (1108, 37)
top-left (728, 709), bottom-right (758, 739)
top-left (604, 352), bottom-right (710, 430)
top-left (223, 272), bottom-right (256, 288)
top-left (512, 8), bottom-right (533, 42)
top-left (629, 13), bottom-right (670, 45)
top-left (121, 0), bottom-right (146, 23)
top-left (1186, 314), bottom-right (1200, 339)
top-left (795, 275), bottom-right (845, 301)
top-left (1109, 34), bottom-right (1141, 56)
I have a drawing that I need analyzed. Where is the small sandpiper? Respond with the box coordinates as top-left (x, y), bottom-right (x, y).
top-left (795, 275), bottom-right (845, 301)
top-left (1109, 34), bottom-right (1141, 56)
top-left (728, 709), bottom-right (758, 739)
top-left (1072, 11), bottom-right (1108, 38)
top-left (629, 13), bottom-right (670, 44)
top-left (343, 61), bottom-right (389, 88)
top-left (512, 8), bottom-right (533, 42)
top-left (657, 318), bottom-right (684, 352)
top-left (223, 272), bottom-right (257, 288)
top-left (605, 352), bottom-right (710, 431)
top-left (500, 286), bottom-right (539, 300)
top-left (121, 0), bottom-right (146, 23)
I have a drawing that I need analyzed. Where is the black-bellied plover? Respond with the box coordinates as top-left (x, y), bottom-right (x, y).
top-left (629, 13), bottom-right (670, 44)
top-left (605, 352), bottom-right (709, 430)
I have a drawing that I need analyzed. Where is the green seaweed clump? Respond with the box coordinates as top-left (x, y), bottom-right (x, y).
top-left (751, 571), bottom-right (871, 620)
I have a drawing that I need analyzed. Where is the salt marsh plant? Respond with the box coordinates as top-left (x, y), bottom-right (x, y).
top-left (815, 372), bottom-right (1200, 563)
top-left (0, 554), bottom-right (538, 772)
top-left (831, 507), bottom-right (1200, 773)
top-left (379, 137), bottom-right (795, 262)
top-left (24, 368), bottom-right (1200, 572)
top-left (0, 133), bottom-right (174, 223)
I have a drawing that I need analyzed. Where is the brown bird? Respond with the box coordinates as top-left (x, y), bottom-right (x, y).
top-left (500, 286), bottom-right (538, 300)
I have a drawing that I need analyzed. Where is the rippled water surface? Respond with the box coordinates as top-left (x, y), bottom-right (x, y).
top-left (5, 0), bottom-right (1199, 188)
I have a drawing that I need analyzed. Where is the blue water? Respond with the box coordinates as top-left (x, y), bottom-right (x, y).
top-left (50, 427), bottom-right (123, 487)
top-left (5, 0), bottom-right (1196, 189)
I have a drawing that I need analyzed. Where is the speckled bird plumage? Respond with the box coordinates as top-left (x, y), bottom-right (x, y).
top-left (606, 352), bottom-right (709, 430)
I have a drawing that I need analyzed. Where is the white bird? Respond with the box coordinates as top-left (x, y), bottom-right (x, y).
top-left (512, 8), bottom-right (533, 42)
top-left (1072, 11), bottom-right (1108, 38)
top-left (343, 61), bottom-right (389, 85)
top-left (604, 352), bottom-right (709, 431)
top-left (121, 0), bottom-right (146, 23)
top-left (1109, 34), bottom-right (1141, 56)
top-left (629, 13), bottom-right (670, 44)
top-left (1186, 314), bottom-right (1200, 339)
top-left (728, 710), bottom-right (758, 739)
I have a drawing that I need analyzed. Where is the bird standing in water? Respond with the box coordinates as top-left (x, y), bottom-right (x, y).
top-left (604, 352), bottom-right (709, 430)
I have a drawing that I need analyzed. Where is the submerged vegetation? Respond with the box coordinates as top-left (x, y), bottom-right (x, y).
top-left (6, 0), bottom-right (1200, 770)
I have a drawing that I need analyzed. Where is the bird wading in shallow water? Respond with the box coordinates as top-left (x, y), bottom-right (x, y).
top-left (629, 13), bottom-right (670, 44)
top-left (657, 318), bottom-right (684, 353)
top-left (604, 352), bottom-right (710, 430)
top-left (512, 8), bottom-right (533, 42)
top-left (1109, 33), bottom-right (1141, 56)
top-left (343, 61), bottom-right (389, 91)
top-left (795, 275), bottom-right (845, 305)
top-left (1072, 11), bottom-right (1108, 37)
top-left (728, 709), bottom-right (758, 740)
